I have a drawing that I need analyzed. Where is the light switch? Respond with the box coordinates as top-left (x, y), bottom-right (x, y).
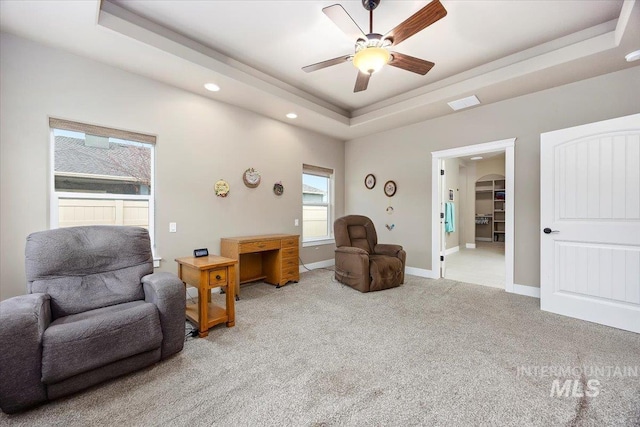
top-left (294, 219), bottom-right (299, 226)
top-left (169, 222), bottom-right (177, 233)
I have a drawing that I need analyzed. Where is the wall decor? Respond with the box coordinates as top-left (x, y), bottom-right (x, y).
top-left (214, 179), bottom-right (230, 197)
top-left (385, 224), bottom-right (395, 231)
top-left (273, 181), bottom-right (284, 196)
top-left (365, 174), bottom-right (376, 189)
top-left (243, 168), bottom-right (261, 188)
top-left (386, 206), bottom-right (394, 214)
top-left (384, 180), bottom-right (397, 197)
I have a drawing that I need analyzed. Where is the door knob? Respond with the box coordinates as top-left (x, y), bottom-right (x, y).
top-left (543, 228), bottom-right (559, 234)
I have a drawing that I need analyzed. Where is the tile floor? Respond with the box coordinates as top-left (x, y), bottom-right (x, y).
top-left (444, 241), bottom-right (505, 289)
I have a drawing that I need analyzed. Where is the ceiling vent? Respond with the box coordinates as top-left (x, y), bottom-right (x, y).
top-left (448, 95), bottom-right (481, 111)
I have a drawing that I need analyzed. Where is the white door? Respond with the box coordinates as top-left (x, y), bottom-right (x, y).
top-left (540, 113), bottom-right (640, 333)
top-left (440, 159), bottom-right (447, 277)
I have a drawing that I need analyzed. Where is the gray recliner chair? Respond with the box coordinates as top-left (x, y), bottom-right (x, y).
top-left (334, 215), bottom-right (406, 292)
top-left (0, 226), bottom-right (186, 413)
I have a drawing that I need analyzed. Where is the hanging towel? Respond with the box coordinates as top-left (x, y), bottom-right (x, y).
top-left (445, 202), bottom-right (455, 233)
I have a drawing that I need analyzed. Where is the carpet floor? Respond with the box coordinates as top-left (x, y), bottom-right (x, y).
top-left (1, 270), bottom-right (639, 426)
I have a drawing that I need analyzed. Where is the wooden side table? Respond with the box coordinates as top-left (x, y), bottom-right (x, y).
top-left (175, 255), bottom-right (237, 338)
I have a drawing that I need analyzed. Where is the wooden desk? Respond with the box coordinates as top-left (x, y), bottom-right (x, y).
top-left (220, 234), bottom-right (299, 297)
top-left (175, 255), bottom-right (237, 338)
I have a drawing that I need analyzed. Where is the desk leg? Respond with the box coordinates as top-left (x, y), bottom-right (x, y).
top-left (198, 271), bottom-right (209, 338)
top-left (226, 266), bottom-right (236, 327)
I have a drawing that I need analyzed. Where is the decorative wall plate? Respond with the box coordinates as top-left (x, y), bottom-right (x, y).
top-left (214, 179), bottom-right (230, 197)
top-left (273, 181), bottom-right (284, 196)
top-left (384, 180), bottom-right (397, 197)
top-left (243, 168), bottom-right (261, 188)
top-left (365, 174), bottom-right (376, 189)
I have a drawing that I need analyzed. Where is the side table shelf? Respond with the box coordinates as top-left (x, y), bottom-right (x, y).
top-left (175, 255), bottom-right (238, 338)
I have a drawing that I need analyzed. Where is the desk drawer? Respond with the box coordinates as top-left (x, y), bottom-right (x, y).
top-left (282, 246), bottom-right (298, 258)
top-left (209, 268), bottom-right (227, 286)
top-left (239, 240), bottom-right (280, 253)
top-left (282, 256), bottom-right (298, 268)
top-left (282, 237), bottom-right (299, 248)
top-left (282, 266), bottom-right (299, 282)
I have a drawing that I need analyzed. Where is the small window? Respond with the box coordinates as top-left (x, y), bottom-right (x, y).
top-left (49, 118), bottom-right (155, 248)
top-left (302, 164), bottom-right (334, 242)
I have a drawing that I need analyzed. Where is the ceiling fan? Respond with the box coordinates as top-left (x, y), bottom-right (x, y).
top-left (302, 0), bottom-right (447, 93)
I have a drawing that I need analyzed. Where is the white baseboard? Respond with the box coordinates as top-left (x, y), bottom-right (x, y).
top-left (405, 267), bottom-right (436, 279)
top-left (299, 259), bottom-right (335, 273)
top-left (465, 243), bottom-right (476, 249)
top-left (476, 237), bottom-right (492, 242)
top-left (186, 287), bottom-right (198, 299)
top-left (445, 246), bottom-right (459, 255)
top-left (186, 286), bottom-right (223, 299)
top-left (511, 283), bottom-right (540, 298)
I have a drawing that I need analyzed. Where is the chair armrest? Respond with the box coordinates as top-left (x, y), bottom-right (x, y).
top-left (335, 246), bottom-right (369, 255)
top-left (142, 272), bottom-right (186, 359)
top-left (0, 294), bottom-right (50, 413)
top-left (374, 244), bottom-right (403, 257)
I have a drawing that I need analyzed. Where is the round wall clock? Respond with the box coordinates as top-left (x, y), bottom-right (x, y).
top-left (384, 180), bottom-right (397, 197)
top-left (214, 179), bottom-right (230, 197)
top-left (365, 174), bottom-right (376, 189)
top-left (243, 168), bottom-right (261, 188)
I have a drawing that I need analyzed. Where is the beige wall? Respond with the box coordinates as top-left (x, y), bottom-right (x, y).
top-left (475, 153), bottom-right (505, 180)
top-left (0, 34), bottom-right (344, 300)
top-left (345, 65), bottom-right (640, 287)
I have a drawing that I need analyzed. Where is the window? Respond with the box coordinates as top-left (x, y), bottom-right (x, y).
top-left (302, 164), bottom-right (334, 243)
top-left (49, 118), bottom-right (156, 250)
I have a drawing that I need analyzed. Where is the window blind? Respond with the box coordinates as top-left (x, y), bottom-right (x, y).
top-left (303, 164), bottom-right (333, 178)
top-left (49, 118), bottom-right (156, 145)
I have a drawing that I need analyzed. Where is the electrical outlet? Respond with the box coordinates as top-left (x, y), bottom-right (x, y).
top-left (294, 219), bottom-right (299, 226)
top-left (169, 222), bottom-right (177, 233)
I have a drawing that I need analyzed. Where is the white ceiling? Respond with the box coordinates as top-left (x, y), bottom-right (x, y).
top-left (1, 0), bottom-right (639, 140)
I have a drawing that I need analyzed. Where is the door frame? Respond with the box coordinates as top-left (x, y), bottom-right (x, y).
top-left (431, 138), bottom-right (516, 292)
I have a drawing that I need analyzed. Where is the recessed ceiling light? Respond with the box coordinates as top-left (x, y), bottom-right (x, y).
top-left (448, 95), bottom-right (481, 111)
top-left (204, 83), bottom-right (220, 92)
top-left (286, 113), bottom-right (298, 119)
top-left (625, 50), bottom-right (640, 62)
top-left (470, 156), bottom-right (483, 160)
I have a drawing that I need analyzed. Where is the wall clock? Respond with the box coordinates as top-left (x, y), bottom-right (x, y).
top-left (214, 179), bottom-right (230, 197)
top-left (273, 181), bottom-right (284, 196)
top-left (365, 174), bottom-right (376, 189)
top-left (243, 168), bottom-right (261, 188)
top-left (384, 180), bottom-right (397, 197)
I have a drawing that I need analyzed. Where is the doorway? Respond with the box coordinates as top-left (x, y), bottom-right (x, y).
top-left (431, 138), bottom-right (515, 292)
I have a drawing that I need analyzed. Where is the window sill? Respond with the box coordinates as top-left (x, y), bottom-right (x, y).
top-left (302, 238), bottom-right (335, 248)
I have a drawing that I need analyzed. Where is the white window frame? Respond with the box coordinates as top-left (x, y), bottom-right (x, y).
top-left (302, 164), bottom-right (335, 246)
top-left (49, 122), bottom-right (158, 265)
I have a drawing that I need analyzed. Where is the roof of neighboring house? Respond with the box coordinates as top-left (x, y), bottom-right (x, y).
top-left (302, 184), bottom-right (325, 195)
top-left (55, 136), bottom-right (150, 181)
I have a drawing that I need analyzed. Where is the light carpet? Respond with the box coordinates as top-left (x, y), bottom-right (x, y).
top-left (1, 270), bottom-right (639, 426)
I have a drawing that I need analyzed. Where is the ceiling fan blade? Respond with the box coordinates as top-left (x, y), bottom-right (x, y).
top-left (354, 71), bottom-right (371, 93)
top-left (323, 4), bottom-right (366, 42)
top-left (302, 55), bottom-right (352, 73)
top-left (389, 52), bottom-right (435, 75)
top-left (384, 0), bottom-right (447, 46)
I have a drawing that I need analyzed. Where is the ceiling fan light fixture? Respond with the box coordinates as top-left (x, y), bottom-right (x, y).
top-left (353, 47), bottom-right (391, 74)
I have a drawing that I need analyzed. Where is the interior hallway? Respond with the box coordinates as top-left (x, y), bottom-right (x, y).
top-left (445, 241), bottom-right (505, 289)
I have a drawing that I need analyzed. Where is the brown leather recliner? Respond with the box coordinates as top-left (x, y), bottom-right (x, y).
top-left (333, 215), bottom-right (406, 292)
